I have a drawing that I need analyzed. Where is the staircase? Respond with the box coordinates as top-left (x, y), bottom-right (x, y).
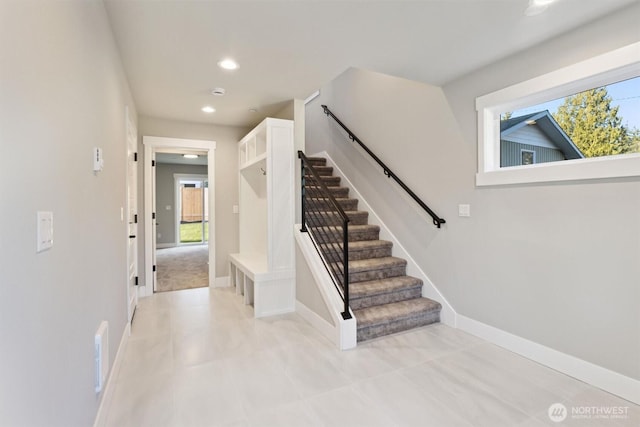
top-left (304, 156), bottom-right (442, 342)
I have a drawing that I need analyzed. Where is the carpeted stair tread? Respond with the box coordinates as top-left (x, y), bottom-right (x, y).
top-left (342, 257), bottom-right (407, 283)
top-left (355, 298), bottom-right (442, 341)
top-left (307, 197), bottom-right (358, 210)
top-left (348, 256), bottom-right (406, 273)
top-left (349, 276), bottom-right (424, 310)
top-left (348, 239), bottom-right (392, 252)
top-left (319, 238), bottom-right (390, 262)
top-left (350, 275), bottom-right (422, 298)
top-left (307, 175), bottom-right (341, 186)
top-left (304, 165), bottom-right (333, 176)
top-left (307, 210), bottom-right (368, 226)
top-left (306, 185), bottom-right (349, 197)
top-left (310, 224), bottom-right (380, 242)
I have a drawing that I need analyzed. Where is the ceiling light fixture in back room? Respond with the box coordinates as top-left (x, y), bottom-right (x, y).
top-left (525, 0), bottom-right (557, 16)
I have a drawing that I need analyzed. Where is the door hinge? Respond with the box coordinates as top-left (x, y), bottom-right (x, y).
top-left (134, 276), bottom-right (139, 286)
top-left (152, 160), bottom-right (155, 167)
top-left (134, 152), bottom-right (138, 162)
top-left (134, 214), bottom-right (138, 224)
top-left (152, 212), bottom-right (156, 220)
top-left (153, 265), bottom-right (157, 272)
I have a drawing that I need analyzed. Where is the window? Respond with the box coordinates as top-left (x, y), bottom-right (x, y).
top-left (476, 42), bottom-right (640, 186)
top-left (521, 150), bottom-right (535, 166)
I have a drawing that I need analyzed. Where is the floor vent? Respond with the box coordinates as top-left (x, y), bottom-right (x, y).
top-left (94, 321), bottom-right (109, 393)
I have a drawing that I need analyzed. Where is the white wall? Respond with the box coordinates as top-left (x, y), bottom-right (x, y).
top-left (306, 3), bottom-right (640, 382)
top-left (0, 1), bottom-right (137, 425)
top-left (273, 99), bottom-right (306, 222)
top-left (138, 116), bottom-right (248, 279)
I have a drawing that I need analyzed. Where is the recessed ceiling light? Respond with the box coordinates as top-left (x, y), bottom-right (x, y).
top-left (218, 59), bottom-right (239, 70)
top-left (183, 154), bottom-right (199, 159)
top-left (201, 106), bottom-right (215, 113)
top-left (211, 87), bottom-right (226, 96)
top-left (248, 108), bottom-right (258, 113)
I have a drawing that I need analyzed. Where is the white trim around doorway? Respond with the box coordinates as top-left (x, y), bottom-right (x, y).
top-left (142, 136), bottom-right (216, 297)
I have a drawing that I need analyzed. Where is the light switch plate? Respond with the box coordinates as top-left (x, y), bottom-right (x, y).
top-left (233, 205), bottom-right (239, 214)
top-left (93, 147), bottom-right (104, 172)
top-left (37, 211), bottom-right (54, 252)
top-left (458, 204), bottom-right (471, 217)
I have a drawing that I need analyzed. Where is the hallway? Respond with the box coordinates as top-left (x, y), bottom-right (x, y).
top-left (98, 287), bottom-right (638, 427)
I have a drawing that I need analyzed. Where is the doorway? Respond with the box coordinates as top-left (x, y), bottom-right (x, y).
top-left (142, 136), bottom-right (216, 297)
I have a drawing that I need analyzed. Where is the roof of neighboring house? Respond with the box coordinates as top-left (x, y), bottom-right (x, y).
top-left (501, 110), bottom-right (584, 160)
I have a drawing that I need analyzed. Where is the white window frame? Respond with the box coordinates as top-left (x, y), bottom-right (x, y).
top-left (476, 42), bottom-right (640, 187)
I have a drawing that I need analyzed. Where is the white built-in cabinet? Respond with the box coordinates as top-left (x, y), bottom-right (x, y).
top-left (229, 118), bottom-right (295, 317)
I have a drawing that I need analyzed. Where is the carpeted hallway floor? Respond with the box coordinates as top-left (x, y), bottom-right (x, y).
top-left (156, 245), bottom-right (208, 292)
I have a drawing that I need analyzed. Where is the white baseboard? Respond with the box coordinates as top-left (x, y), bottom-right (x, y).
top-left (93, 322), bottom-right (131, 427)
top-left (296, 300), bottom-right (336, 344)
top-left (457, 315), bottom-right (640, 405)
top-left (213, 276), bottom-right (230, 288)
top-left (156, 243), bottom-right (175, 249)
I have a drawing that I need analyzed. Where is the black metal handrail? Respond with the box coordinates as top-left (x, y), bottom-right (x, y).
top-left (321, 105), bottom-right (446, 228)
top-left (299, 151), bottom-right (351, 320)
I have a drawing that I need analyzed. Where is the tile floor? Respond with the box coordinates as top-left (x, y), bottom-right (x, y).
top-left (100, 287), bottom-right (639, 427)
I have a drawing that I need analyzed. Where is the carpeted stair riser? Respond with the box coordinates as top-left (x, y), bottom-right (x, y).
top-left (320, 240), bottom-right (392, 262)
top-left (349, 264), bottom-right (407, 283)
top-left (304, 166), bottom-right (333, 176)
top-left (351, 286), bottom-right (423, 310)
top-left (350, 276), bottom-right (424, 310)
top-left (305, 157), bottom-right (327, 166)
top-left (335, 257), bottom-right (408, 283)
top-left (305, 212), bottom-right (367, 228)
top-left (306, 210), bottom-right (369, 227)
top-left (306, 176), bottom-right (341, 186)
top-left (306, 197), bottom-right (358, 211)
top-left (355, 298), bottom-right (442, 342)
top-left (306, 185), bottom-right (350, 198)
top-left (357, 311), bottom-right (440, 342)
top-left (310, 224), bottom-right (380, 242)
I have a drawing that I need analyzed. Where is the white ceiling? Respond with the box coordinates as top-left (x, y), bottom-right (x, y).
top-left (104, 0), bottom-right (636, 128)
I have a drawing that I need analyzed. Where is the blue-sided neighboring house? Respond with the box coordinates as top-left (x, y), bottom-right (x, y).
top-left (500, 110), bottom-right (584, 167)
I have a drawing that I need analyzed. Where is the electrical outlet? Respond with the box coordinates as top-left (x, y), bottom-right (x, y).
top-left (458, 204), bottom-right (471, 217)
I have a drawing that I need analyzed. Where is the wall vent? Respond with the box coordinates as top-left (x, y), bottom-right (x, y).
top-left (94, 321), bottom-right (109, 393)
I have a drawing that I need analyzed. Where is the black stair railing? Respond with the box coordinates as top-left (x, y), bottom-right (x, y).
top-left (299, 151), bottom-right (351, 320)
top-left (321, 105), bottom-right (446, 228)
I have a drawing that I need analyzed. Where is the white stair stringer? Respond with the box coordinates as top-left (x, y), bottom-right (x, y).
top-left (294, 227), bottom-right (357, 350)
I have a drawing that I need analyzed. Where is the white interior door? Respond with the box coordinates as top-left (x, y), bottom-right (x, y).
top-left (125, 107), bottom-right (138, 323)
